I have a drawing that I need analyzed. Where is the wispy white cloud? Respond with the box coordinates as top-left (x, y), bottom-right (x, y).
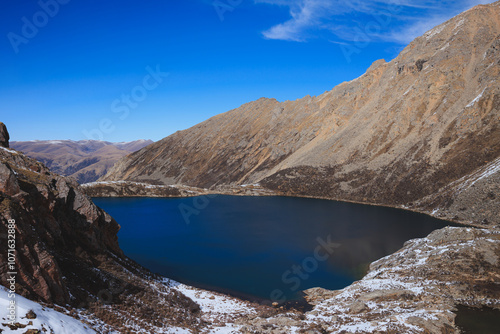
top-left (257, 0), bottom-right (334, 41)
top-left (255, 0), bottom-right (497, 44)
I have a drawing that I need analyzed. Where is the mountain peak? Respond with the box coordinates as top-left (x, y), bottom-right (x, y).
top-left (98, 1), bottom-right (499, 226)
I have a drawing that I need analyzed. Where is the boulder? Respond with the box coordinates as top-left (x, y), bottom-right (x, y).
top-left (0, 163), bottom-right (20, 196)
top-left (0, 122), bottom-right (9, 148)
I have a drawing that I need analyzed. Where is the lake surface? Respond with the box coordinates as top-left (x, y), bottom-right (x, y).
top-left (455, 306), bottom-right (500, 334)
top-left (93, 195), bottom-right (455, 303)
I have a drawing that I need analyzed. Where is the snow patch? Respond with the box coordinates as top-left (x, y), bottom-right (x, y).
top-left (425, 23), bottom-right (446, 40)
top-left (440, 42), bottom-right (450, 51)
top-left (456, 156), bottom-right (500, 193)
top-left (0, 286), bottom-right (96, 334)
top-left (240, 183), bottom-right (261, 188)
top-left (403, 85), bottom-right (413, 96)
top-left (453, 19), bottom-right (465, 31)
top-left (0, 146), bottom-right (18, 154)
top-left (172, 283), bottom-right (255, 321)
top-left (466, 88), bottom-right (487, 108)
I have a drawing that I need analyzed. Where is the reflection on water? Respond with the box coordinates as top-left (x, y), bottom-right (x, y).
top-left (94, 195), bottom-right (456, 302)
top-left (455, 305), bottom-right (500, 334)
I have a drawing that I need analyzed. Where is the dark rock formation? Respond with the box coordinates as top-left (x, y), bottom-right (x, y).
top-left (0, 146), bottom-right (122, 305)
top-left (0, 122), bottom-right (9, 148)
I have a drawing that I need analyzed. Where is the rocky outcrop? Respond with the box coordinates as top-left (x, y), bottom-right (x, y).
top-left (0, 143), bottom-right (123, 305)
top-left (0, 126), bottom-right (204, 332)
top-left (11, 139), bottom-right (153, 184)
top-left (304, 227), bottom-right (500, 333)
top-left (0, 122), bottom-right (9, 148)
top-left (101, 2), bottom-right (500, 227)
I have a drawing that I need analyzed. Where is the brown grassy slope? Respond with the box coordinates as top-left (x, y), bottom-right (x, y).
top-left (11, 139), bottom-right (153, 184)
top-left (102, 3), bottom-right (500, 212)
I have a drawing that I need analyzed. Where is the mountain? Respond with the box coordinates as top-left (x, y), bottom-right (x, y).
top-left (11, 139), bottom-right (153, 184)
top-left (2, 122), bottom-right (500, 334)
top-left (0, 127), bottom-right (208, 332)
top-left (101, 2), bottom-right (500, 227)
top-left (2, 2), bottom-right (500, 333)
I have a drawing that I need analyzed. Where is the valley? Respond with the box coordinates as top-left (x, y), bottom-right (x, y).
top-left (1, 1), bottom-right (500, 333)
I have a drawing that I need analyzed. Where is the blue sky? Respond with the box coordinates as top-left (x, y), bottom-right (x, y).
top-left (0, 0), bottom-right (495, 142)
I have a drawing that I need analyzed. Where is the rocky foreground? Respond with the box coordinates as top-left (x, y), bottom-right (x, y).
top-left (278, 227), bottom-right (500, 333)
top-left (180, 226), bottom-right (500, 334)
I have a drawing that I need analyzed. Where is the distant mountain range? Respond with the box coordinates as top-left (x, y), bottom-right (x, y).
top-left (11, 139), bottom-right (153, 184)
top-left (100, 2), bottom-right (500, 226)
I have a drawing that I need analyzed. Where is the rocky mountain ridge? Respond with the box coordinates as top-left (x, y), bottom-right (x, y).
top-left (101, 1), bottom-right (500, 228)
top-left (80, 180), bottom-right (277, 198)
top-left (11, 139), bottom-right (153, 184)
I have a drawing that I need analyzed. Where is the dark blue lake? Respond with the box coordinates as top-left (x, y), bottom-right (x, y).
top-left (93, 196), bottom-right (455, 303)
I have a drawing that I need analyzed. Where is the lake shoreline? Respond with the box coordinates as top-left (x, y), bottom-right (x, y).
top-left (82, 180), bottom-right (484, 230)
top-left (164, 277), bottom-right (314, 312)
top-left (86, 185), bottom-right (500, 333)
top-left (94, 195), bottom-right (465, 316)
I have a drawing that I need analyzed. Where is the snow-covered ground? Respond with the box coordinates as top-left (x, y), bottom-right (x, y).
top-left (0, 146), bottom-right (18, 155)
top-left (173, 283), bottom-right (255, 322)
top-left (165, 279), bottom-right (257, 333)
top-left (0, 286), bottom-right (96, 334)
top-left (0, 279), bottom-right (258, 334)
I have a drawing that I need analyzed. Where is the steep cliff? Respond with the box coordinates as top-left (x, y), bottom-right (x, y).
top-left (0, 144), bottom-right (122, 306)
top-left (101, 2), bottom-right (500, 226)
